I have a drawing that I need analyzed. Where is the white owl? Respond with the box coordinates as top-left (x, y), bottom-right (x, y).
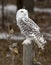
top-left (16, 9), bottom-right (47, 50)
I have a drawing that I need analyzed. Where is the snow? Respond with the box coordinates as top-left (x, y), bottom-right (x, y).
top-left (0, 31), bottom-right (50, 42)
top-left (0, 4), bottom-right (51, 17)
top-left (0, 4), bottom-right (51, 14)
top-left (0, 32), bottom-right (25, 40)
top-left (0, 4), bottom-right (17, 17)
top-left (4, 4), bottom-right (17, 13)
top-left (0, 32), bottom-right (50, 41)
top-left (34, 7), bottom-right (51, 13)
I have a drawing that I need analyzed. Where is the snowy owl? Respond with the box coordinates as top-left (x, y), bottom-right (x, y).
top-left (16, 9), bottom-right (47, 50)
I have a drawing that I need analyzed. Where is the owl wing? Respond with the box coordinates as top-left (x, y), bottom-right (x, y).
top-left (20, 17), bottom-right (40, 37)
top-left (17, 18), bottom-right (34, 36)
top-left (21, 17), bottom-right (46, 50)
top-left (22, 17), bottom-right (40, 32)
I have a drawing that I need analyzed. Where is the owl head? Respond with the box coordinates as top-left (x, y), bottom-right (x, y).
top-left (16, 9), bottom-right (28, 21)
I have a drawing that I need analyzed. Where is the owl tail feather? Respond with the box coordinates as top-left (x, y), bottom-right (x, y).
top-left (34, 36), bottom-right (47, 50)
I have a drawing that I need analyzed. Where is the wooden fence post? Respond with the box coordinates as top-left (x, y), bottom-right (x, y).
top-left (22, 39), bottom-right (33, 65)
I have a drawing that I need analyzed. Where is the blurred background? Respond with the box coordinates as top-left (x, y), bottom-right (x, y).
top-left (0, 0), bottom-right (51, 65)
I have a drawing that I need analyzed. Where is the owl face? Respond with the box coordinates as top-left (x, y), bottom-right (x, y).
top-left (16, 9), bottom-right (28, 21)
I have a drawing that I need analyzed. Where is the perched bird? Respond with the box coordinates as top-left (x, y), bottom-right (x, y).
top-left (16, 9), bottom-right (46, 50)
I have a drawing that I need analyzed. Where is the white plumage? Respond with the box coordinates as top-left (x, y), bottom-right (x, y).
top-left (16, 9), bottom-right (46, 50)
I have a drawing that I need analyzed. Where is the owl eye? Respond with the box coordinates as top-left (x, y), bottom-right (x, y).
top-left (21, 11), bottom-right (24, 13)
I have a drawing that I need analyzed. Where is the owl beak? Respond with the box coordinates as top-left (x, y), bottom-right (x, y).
top-left (24, 13), bottom-right (26, 16)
